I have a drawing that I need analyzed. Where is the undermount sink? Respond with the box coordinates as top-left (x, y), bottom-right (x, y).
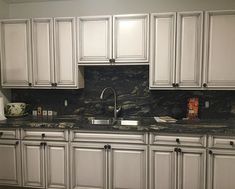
top-left (86, 117), bottom-right (116, 125)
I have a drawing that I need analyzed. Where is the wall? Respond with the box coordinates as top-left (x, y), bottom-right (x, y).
top-left (12, 66), bottom-right (235, 119)
top-left (0, 0), bottom-right (11, 105)
top-left (8, 0), bottom-right (235, 18)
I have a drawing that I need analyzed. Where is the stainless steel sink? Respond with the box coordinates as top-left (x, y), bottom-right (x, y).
top-left (86, 117), bottom-right (116, 125)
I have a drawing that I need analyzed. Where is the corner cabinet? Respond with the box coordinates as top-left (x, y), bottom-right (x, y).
top-left (150, 11), bottom-right (203, 89)
top-left (32, 17), bottom-right (83, 89)
top-left (0, 19), bottom-right (33, 87)
top-left (77, 14), bottom-right (149, 65)
top-left (203, 10), bottom-right (235, 89)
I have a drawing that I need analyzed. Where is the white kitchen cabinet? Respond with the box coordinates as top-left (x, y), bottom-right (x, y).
top-left (0, 19), bottom-right (32, 87)
top-left (77, 14), bottom-right (149, 65)
top-left (203, 10), bottom-right (235, 88)
top-left (22, 140), bottom-right (69, 189)
top-left (0, 140), bottom-right (21, 187)
top-left (32, 17), bottom-right (82, 89)
top-left (150, 11), bottom-right (203, 89)
top-left (207, 149), bottom-right (235, 189)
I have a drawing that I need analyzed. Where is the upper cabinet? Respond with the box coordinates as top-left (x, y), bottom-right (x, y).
top-left (77, 14), bottom-right (149, 65)
top-left (150, 11), bottom-right (203, 89)
top-left (0, 19), bottom-right (33, 87)
top-left (203, 10), bottom-right (235, 89)
top-left (1, 18), bottom-right (84, 89)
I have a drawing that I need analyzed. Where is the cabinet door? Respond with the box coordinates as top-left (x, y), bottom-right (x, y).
top-left (0, 19), bottom-right (32, 87)
top-left (150, 13), bottom-right (176, 88)
top-left (45, 142), bottom-right (69, 189)
top-left (207, 149), bottom-right (235, 189)
top-left (32, 18), bottom-right (54, 87)
top-left (70, 143), bottom-right (107, 189)
top-left (109, 144), bottom-right (147, 189)
top-left (78, 16), bottom-right (112, 64)
top-left (22, 141), bottom-right (45, 188)
top-left (176, 12), bottom-right (203, 88)
top-left (54, 17), bottom-right (77, 88)
top-left (149, 146), bottom-right (176, 189)
top-left (178, 148), bottom-right (206, 189)
top-left (203, 11), bottom-right (235, 88)
top-left (0, 140), bottom-right (21, 186)
top-left (113, 14), bottom-right (149, 64)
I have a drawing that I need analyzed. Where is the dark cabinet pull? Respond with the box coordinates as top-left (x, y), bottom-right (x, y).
top-left (230, 141), bottom-right (234, 146)
top-left (28, 83), bottom-right (32, 87)
top-left (104, 145), bottom-right (107, 149)
top-left (178, 148), bottom-right (182, 153)
top-left (41, 133), bottom-right (46, 138)
top-left (175, 83), bottom-right (179, 87)
top-left (15, 141), bottom-right (19, 145)
top-left (107, 145), bottom-right (111, 150)
top-left (0, 132), bottom-right (3, 137)
top-left (51, 83), bottom-right (54, 87)
top-left (172, 83), bottom-right (176, 87)
top-left (176, 138), bottom-right (180, 143)
top-left (54, 83), bottom-right (57, 87)
top-left (203, 83), bottom-right (207, 88)
top-left (174, 147), bottom-right (178, 152)
top-left (109, 59), bottom-right (115, 63)
top-left (40, 142), bottom-right (44, 146)
top-left (209, 150), bottom-right (213, 155)
top-left (44, 142), bottom-right (47, 146)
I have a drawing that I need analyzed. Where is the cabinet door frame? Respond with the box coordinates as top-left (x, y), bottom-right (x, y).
top-left (203, 10), bottom-right (235, 88)
top-left (178, 147), bottom-right (206, 189)
top-left (149, 145), bottom-right (177, 189)
top-left (207, 149), bottom-right (235, 189)
top-left (0, 140), bottom-right (21, 186)
top-left (77, 15), bottom-right (112, 64)
top-left (113, 14), bottom-right (149, 64)
top-left (149, 12), bottom-right (177, 88)
top-left (108, 144), bottom-right (147, 189)
top-left (21, 140), bottom-right (45, 188)
top-left (70, 142), bottom-right (108, 189)
top-left (32, 18), bottom-right (55, 87)
top-left (175, 11), bottom-right (203, 88)
top-left (0, 19), bottom-right (33, 88)
top-left (45, 141), bottom-right (69, 189)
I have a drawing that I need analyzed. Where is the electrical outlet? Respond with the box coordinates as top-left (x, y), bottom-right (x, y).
top-left (205, 101), bottom-right (210, 108)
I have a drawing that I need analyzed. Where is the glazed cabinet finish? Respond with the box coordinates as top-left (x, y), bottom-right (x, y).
top-left (77, 14), bottom-right (149, 65)
top-left (0, 140), bottom-right (21, 186)
top-left (150, 11), bottom-right (203, 89)
top-left (207, 149), bottom-right (235, 189)
top-left (0, 19), bottom-right (32, 87)
top-left (203, 10), bottom-right (235, 88)
top-left (22, 141), bottom-right (69, 189)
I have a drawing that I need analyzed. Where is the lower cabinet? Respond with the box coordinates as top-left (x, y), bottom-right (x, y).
top-left (70, 142), bottom-right (148, 189)
top-left (22, 140), bottom-right (69, 189)
top-left (207, 149), bottom-right (235, 189)
top-left (149, 146), bottom-right (206, 189)
top-left (0, 140), bottom-right (21, 186)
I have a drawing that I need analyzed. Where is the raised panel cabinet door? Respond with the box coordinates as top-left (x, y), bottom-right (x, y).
top-left (32, 18), bottom-right (54, 87)
top-left (109, 144), bottom-right (148, 189)
top-left (149, 146), bottom-right (176, 189)
top-left (175, 12), bottom-right (203, 88)
top-left (45, 142), bottom-right (69, 189)
top-left (203, 11), bottom-right (235, 88)
top-left (178, 148), bottom-right (206, 189)
top-left (207, 149), bottom-right (235, 189)
top-left (0, 19), bottom-right (32, 87)
top-left (113, 14), bottom-right (149, 63)
top-left (0, 140), bottom-right (21, 186)
top-left (22, 141), bottom-right (45, 188)
top-left (70, 143), bottom-right (107, 189)
top-left (77, 16), bottom-right (112, 64)
top-left (54, 17), bottom-right (77, 88)
top-left (150, 13), bottom-right (176, 88)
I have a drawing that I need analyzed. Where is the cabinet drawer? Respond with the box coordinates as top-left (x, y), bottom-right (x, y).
top-left (0, 129), bottom-right (20, 139)
top-left (208, 135), bottom-right (235, 149)
top-left (70, 131), bottom-right (148, 144)
top-left (149, 133), bottom-right (206, 147)
top-left (21, 129), bottom-right (68, 141)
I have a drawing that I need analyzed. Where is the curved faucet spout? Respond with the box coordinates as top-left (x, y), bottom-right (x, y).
top-left (100, 87), bottom-right (120, 119)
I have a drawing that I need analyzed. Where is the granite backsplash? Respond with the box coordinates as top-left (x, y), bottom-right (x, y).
top-left (11, 66), bottom-right (235, 119)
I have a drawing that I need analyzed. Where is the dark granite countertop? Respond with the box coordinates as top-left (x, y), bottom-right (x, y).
top-left (0, 115), bottom-right (235, 135)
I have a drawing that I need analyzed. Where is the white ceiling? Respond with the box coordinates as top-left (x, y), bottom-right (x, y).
top-left (3, 0), bottom-right (70, 3)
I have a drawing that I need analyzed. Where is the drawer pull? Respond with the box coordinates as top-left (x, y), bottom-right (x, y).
top-left (230, 141), bottom-right (234, 146)
top-left (15, 141), bottom-right (19, 145)
top-left (41, 133), bottom-right (46, 138)
top-left (209, 150), bottom-right (213, 155)
top-left (174, 147), bottom-right (178, 152)
top-left (0, 132), bottom-right (3, 137)
top-left (176, 138), bottom-right (180, 143)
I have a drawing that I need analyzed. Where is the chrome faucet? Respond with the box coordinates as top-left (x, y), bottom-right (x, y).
top-left (100, 87), bottom-right (121, 119)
